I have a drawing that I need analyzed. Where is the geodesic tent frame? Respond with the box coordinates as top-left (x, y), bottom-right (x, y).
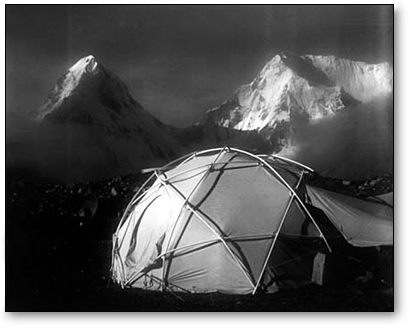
top-left (111, 147), bottom-right (332, 294)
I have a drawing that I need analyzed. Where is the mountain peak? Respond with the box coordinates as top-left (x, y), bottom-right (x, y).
top-left (200, 52), bottom-right (392, 145)
top-left (70, 55), bottom-right (99, 75)
top-left (25, 54), bottom-right (183, 181)
top-left (261, 51), bottom-right (334, 88)
top-left (34, 55), bottom-right (103, 120)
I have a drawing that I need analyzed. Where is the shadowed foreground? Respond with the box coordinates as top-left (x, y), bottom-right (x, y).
top-left (5, 174), bottom-right (393, 311)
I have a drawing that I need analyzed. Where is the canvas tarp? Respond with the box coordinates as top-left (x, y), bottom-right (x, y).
top-left (365, 192), bottom-right (393, 207)
top-left (306, 185), bottom-right (393, 247)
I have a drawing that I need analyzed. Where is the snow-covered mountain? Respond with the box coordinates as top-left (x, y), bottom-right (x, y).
top-left (8, 52), bottom-right (393, 181)
top-left (10, 55), bottom-right (182, 181)
top-left (202, 52), bottom-right (391, 138)
top-left (193, 51), bottom-right (393, 178)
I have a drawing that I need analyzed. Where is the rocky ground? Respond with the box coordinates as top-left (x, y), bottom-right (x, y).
top-left (5, 172), bottom-right (393, 311)
top-left (308, 173), bottom-right (394, 198)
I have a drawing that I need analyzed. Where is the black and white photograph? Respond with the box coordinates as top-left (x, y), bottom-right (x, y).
top-left (5, 4), bottom-right (394, 312)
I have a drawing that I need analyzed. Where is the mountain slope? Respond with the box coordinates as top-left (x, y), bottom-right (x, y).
top-left (202, 51), bottom-right (391, 132)
top-left (306, 54), bottom-right (392, 103)
top-left (10, 55), bottom-right (182, 182)
top-left (191, 51), bottom-right (393, 178)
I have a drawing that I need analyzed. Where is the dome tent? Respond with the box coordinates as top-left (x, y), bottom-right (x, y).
top-left (111, 147), bottom-right (337, 294)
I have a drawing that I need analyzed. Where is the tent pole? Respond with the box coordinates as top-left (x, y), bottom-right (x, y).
top-left (252, 173), bottom-right (304, 295)
top-left (231, 148), bottom-right (332, 253)
top-left (157, 161), bottom-right (256, 290)
top-left (267, 154), bottom-right (314, 172)
top-left (115, 172), bottom-right (156, 234)
top-left (116, 184), bottom-right (162, 250)
top-left (159, 150), bottom-right (197, 171)
top-left (161, 147), bottom-right (225, 171)
top-left (114, 147), bottom-right (327, 292)
top-left (130, 182), bottom-right (162, 206)
top-left (294, 198), bottom-right (332, 252)
top-left (158, 147), bottom-right (228, 290)
top-left (116, 178), bottom-right (170, 251)
top-left (160, 161), bottom-right (261, 184)
top-left (155, 170), bottom-right (204, 290)
top-left (174, 147), bottom-right (230, 168)
top-left (161, 178), bottom-right (256, 288)
top-left (162, 166), bottom-right (211, 183)
top-left (125, 271), bottom-right (146, 286)
top-left (110, 234), bottom-right (118, 277)
top-left (157, 166), bottom-right (213, 288)
top-left (117, 147), bottom-right (229, 289)
top-left (183, 202), bottom-right (256, 289)
top-left (155, 233), bottom-right (275, 261)
top-left (112, 173), bottom-right (156, 285)
top-left (149, 274), bottom-right (192, 294)
top-left (115, 250), bottom-right (126, 288)
top-left (174, 152), bottom-right (198, 169)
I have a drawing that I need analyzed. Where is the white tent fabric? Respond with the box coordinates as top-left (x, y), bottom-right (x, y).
top-left (112, 147), bottom-right (393, 295)
top-left (306, 185), bottom-right (393, 247)
top-left (112, 147), bottom-right (330, 294)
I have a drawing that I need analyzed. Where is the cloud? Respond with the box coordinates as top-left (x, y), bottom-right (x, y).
top-left (280, 98), bottom-right (393, 179)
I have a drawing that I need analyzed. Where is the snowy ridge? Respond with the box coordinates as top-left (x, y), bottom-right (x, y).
top-left (36, 55), bottom-right (100, 120)
top-left (306, 55), bottom-right (392, 103)
top-left (203, 52), bottom-right (392, 133)
top-left (192, 52), bottom-right (393, 178)
top-left (27, 55), bottom-right (183, 181)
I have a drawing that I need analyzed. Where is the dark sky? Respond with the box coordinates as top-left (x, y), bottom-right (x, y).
top-left (6, 5), bottom-right (393, 127)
